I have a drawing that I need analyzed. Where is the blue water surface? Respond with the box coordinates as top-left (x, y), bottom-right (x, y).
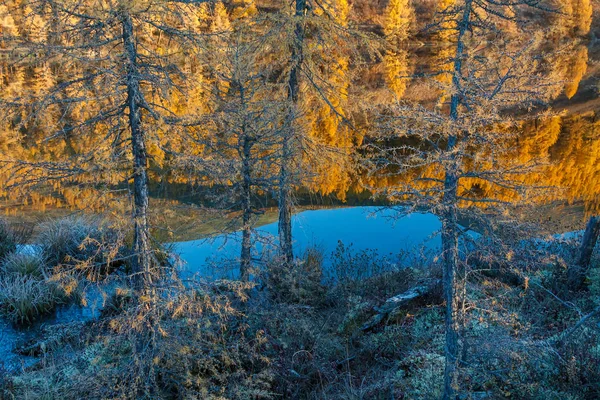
top-left (174, 207), bottom-right (443, 278)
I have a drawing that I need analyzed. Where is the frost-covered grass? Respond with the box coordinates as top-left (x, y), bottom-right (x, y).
top-left (1, 234), bottom-right (599, 399)
top-left (0, 216), bottom-right (125, 326)
top-left (0, 275), bottom-right (66, 325)
top-left (37, 216), bottom-right (107, 267)
top-left (1, 252), bottom-right (46, 279)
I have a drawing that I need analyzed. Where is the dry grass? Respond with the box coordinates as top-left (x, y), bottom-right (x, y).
top-left (3, 278), bottom-right (273, 399)
top-left (0, 217), bottom-right (124, 326)
top-left (1, 252), bottom-right (46, 279)
top-left (37, 216), bottom-right (106, 267)
top-left (36, 216), bottom-right (127, 280)
top-left (0, 274), bottom-right (66, 325)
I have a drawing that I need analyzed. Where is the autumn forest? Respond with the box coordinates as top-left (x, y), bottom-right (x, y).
top-left (0, 0), bottom-right (599, 399)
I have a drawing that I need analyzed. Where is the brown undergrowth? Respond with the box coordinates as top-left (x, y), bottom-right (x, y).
top-left (1, 233), bottom-right (599, 399)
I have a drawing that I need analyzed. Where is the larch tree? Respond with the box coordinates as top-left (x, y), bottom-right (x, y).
top-left (176, 23), bottom-right (290, 279)
top-left (302, 0), bottom-right (359, 202)
top-left (569, 0), bottom-right (593, 35)
top-left (563, 44), bottom-right (588, 99)
top-left (545, 40), bottom-right (589, 100)
top-left (384, 0), bottom-right (415, 43)
top-left (572, 0), bottom-right (593, 35)
top-left (270, 0), bottom-right (374, 264)
top-left (0, 0), bottom-right (207, 291)
top-left (277, 0), bottom-right (306, 265)
top-left (366, 0), bottom-right (555, 397)
top-left (383, 0), bottom-right (415, 98)
top-left (553, 0), bottom-right (593, 36)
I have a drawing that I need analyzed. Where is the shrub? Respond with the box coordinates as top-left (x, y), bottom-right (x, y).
top-left (249, 300), bottom-right (346, 398)
top-left (36, 216), bottom-right (126, 279)
top-left (265, 247), bottom-right (326, 305)
top-left (4, 280), bottom-right (274, 399)
top-left (1, 252), bottom-right (46, 279)
top-left (0, 274), bottom-right (67, 325)
top-left (329, 241), bottom-right (409, 287)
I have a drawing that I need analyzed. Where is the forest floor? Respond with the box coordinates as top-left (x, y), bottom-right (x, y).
top-left (1, 220), bottom-right (598, 399)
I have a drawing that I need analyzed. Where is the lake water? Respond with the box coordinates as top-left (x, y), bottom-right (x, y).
top-left (0, 287), bottom-right (104, 373)
top-left (174, 207), bottom-right (443, 278)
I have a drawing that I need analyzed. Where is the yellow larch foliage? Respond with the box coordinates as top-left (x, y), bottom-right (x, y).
top-left (564, 45), bottom-right (588, 99)
top-left (554, 0), bottom-right (593, 36)
top-left (316, 0), bottom-right (350, 24)
top-left (335, 0), bottom-right (350, 26)
top-left (436, 0), bottom-right (458, 41)
top-left (432, 0), bottom-right (458, 105)
top-left (548, 42), bottom-right (588, 100)
top-left (0, 4), bottom-right (19, 43)
top-left (572, 0), bottom-right (593, 35)
top-left (301, 0), bottom-right (356, 200)
top-left (384, 0), bottom-right (414, 42)
top-left (193, 3), bottom-right (212, 32)
top-left (231, 0), bottom-right (258, 20)
top-left (498, 6), bottom-right (519, 35)
top-left (211, 2), bottom-right (231, 33)
top-left (384, 49), bottom-right (412, 98)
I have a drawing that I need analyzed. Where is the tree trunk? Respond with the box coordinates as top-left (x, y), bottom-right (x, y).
top-left (122, 12), bottom-right (152, 290)
top-left (240, 132), bottom-right (253, 280)
top-left (288, 0), bottom-right (305, 105)
top-left (278, 136), bottom-right (294, 264)
top-left (578, 216), bottom-right (600, 270)
top-left (442, 169), bottom-right (460, 400)
top-left (569, 215), bottom-right (600, 290)
top-left (441, 3), bottom-right (472, 398)
top-left (278, 0), bottom-right (306, 264)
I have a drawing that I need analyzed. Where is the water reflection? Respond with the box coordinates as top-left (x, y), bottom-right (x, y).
top-left (175, 207), bottom-right (442, 278)
top-left (0, 3), bottom-right (597, 237)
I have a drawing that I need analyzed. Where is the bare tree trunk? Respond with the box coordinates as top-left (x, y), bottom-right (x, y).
top-left (240, 132), bottom-right (253, 280)
top-left (569, 215), bottom-right (600, 290)
top-left (442, 174), bottom-right (460, 400)
top-left (122, 11), bottom-right (152, 290)
top-left (442, 2), bottom-right (472, 398)
top-left (578, 216), bottom-right (599, 270)
top-left (278, 134), bottom-right (294, 264)
top-left (287, 0), bottom-right (305, 106)
top-left (278, 0), bottom-right (306, 264)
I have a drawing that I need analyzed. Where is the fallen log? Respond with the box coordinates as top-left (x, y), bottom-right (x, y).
top-left (361, 279), bottom-right (441, 331)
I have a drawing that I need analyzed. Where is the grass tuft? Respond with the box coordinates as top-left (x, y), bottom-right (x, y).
top-left (0, 274), bottom-right (67, 325)
top-left (265, 246), bottom-right (326, 306)
top-left (37, 216), bottom-right (103, 267)
top-left (36, 216), bottom-right (127, 280)
top-left (1, 252), bottom-right (46, 279)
